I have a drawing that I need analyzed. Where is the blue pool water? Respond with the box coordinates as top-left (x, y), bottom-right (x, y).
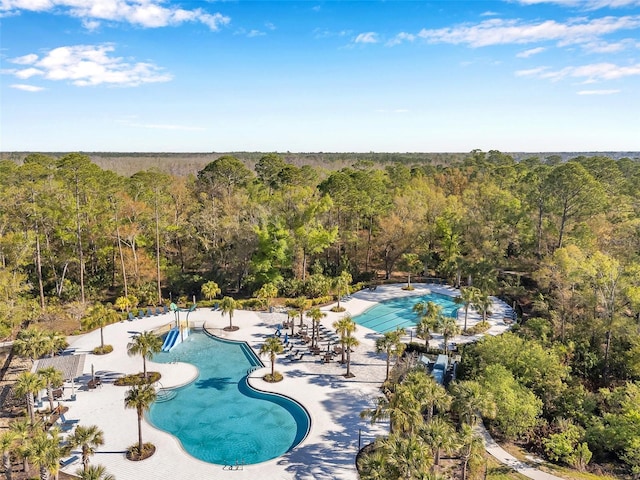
top-left (353, 292), bottom-right (459, 333)
top-left (148, 331), bottom-right (310, 465)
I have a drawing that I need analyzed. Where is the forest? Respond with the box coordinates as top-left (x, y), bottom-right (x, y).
top-left (1, 150), bottom-right (640, 478)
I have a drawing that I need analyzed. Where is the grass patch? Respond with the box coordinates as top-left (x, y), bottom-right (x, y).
top-left (485, 455), bottom-right (530, 480)
top-left (114, 372), bottom-right (161, 386)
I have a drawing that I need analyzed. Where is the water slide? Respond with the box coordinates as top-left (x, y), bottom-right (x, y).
top-left (161, 328), bottom-right (180, 352)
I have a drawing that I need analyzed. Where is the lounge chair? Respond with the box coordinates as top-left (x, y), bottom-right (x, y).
top-left (163, 305), bottom-right (169, 314)
top-left (137, 310), bottom-right (144, 319)
top-left (156, 307), bottom-right (163, 315)
top-left (146, 308), bottom-right (152, 318)
top-left (59, 455), bottom-right (79, 467)
top-left (128, 312), bottom-right (135, 321)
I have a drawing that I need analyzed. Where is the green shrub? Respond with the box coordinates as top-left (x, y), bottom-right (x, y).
top-left (465, 321), bottom-right (491, 335)
top-left (92, 345), bottom-right (113, 355)
top-left (114, 372), bottom-right (161, 386)
top-left (126, 442), bottom-right (156, 461)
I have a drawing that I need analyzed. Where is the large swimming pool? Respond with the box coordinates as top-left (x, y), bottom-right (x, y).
top-left (148, 331), bottom-right (310, 465)
top-left (353, 292), bottom-right (459, 333)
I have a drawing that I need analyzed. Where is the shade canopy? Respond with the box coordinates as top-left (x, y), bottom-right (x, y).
top-left (32, 354), bottom-right (86, 381)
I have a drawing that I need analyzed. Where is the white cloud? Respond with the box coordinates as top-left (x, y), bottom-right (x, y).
top-left (417, 15), bottom-right (640, 48)
top-left (6, 44), bottom-right (172, 87)
top-left (516, 62), bottom-right (640, 81)
top-left (354, 32), bottom-right (378, 44)
top-left (515, 66), bottom-right (551, 76)
top-left (81, 18), bottom-right (100, 31)
top-left (10, 83), bottom-right (45, 91)
top-left (247, 29), bottom-right (265, 38)
top-left (517, 46), bottom-right (546, 57)
top-left (386, 32), bottom-right (416, 46)
top-left (577, 88), bottom-right (621, 94)
top-left (10, 53), bottom-right (39, 64)
top-left (0, 0), bottom-right (231, 31)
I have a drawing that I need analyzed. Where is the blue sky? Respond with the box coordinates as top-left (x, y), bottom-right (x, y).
top-left (1, 0), bottom-right (639, 153)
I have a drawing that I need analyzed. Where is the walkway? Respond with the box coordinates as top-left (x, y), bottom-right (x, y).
top-left (478, 424), bottom-right (564, 480)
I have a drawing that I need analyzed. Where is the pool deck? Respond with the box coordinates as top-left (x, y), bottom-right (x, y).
top-left (55, 283), bottom-right (512, 479)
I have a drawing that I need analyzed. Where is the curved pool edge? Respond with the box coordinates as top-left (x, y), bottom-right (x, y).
top-left (183, 328), bottom-right (312, 464)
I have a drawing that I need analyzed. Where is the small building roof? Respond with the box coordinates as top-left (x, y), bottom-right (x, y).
top-left (32, 354), bottom-right (86, 380)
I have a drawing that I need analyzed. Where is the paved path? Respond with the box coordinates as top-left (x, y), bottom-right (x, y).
top-left (478, 424), bottom-right (564, 480)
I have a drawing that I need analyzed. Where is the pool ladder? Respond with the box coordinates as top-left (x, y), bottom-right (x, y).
top-left (246, 365), bottom-right (261, 375)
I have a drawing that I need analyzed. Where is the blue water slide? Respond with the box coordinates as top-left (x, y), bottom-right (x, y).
top-left (162, 328), bottom-right (179, 352)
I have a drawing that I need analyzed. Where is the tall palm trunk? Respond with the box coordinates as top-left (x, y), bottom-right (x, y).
top-left (137, 408), bottom-right (144, 453)
top-left (3, 451), bottom-right (12, 480)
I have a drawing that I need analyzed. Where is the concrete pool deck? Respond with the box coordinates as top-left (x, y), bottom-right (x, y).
top-left (56, 283), bottom-right (512, 479)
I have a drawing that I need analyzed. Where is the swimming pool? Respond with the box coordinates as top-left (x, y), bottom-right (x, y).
top-left (353, 292), bottom-right (459, 333)
top-left (148, 331), bottom-right (310, 465)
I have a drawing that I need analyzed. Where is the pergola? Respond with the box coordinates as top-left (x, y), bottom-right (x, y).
top-left (32, 354), bottom-right (86, 398)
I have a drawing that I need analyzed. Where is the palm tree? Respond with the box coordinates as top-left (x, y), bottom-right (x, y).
top-left (127, 331), bottom-right (162, 381)
top-left (333, 270), bottom-right (352, 311)
top-left (219, 296), bottom-right (237, 330)
top-left (13, 327), bottom-right (47, 360)
top-left (375, 328), bottom-right (405, 382)
top-left (81, 303), bottom-right (119, 350)
top-left (14, 371), bottom-right (45, 425)
top-left (333, 315), bottom-right (356, 364)
top-left (420, 416), bottom-right (457, 467)
top-left (450, 380), bottom-right (496, 427)
top-left (124, 383), bottom-right (157, 456)
top-left (404, 370), bottom-right (451, 422)
top-left (200, 281), bottom-right (221, 302)
top-left (10, 417), bottom-right (34, 475)
top-left (436, 316), bottom-right (460, 355)
top-left (380, 433), bottom-right (433, 479)
top-left (292, 296), bottom-right (310, 328)
top-left (306, 307), bottom-right (326, 348)
top-left (26, 429), bottom-right (62, 480)
top-left (343, 334), bottom-right (359, 378)
top-left (259, 336), bottom-right (284, 377)
top-left (286, 309), bottom-right (298, 336)
top-left (357, 448), bottom-right (389, 480)
top-left (472, 291), bottom-right (492, 324)
top-left (458, 424), bottom-right (485, 480)
top-left (37, 367), bottom-right (64, 413)
top-left (69, 425), bottom-right (104, 473)
top-left (414, 301), bottom-right (441, 346)
top-left (455, 286), bottom-right (480, 333)
top-left (0, 430), bottom-right (17, 480)
top-left (41, 331), bottom-right (67, 358)
top-left (255, 282), bottom-right (278, 309)
top-left (75, 465), bottom-right (115, 480)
